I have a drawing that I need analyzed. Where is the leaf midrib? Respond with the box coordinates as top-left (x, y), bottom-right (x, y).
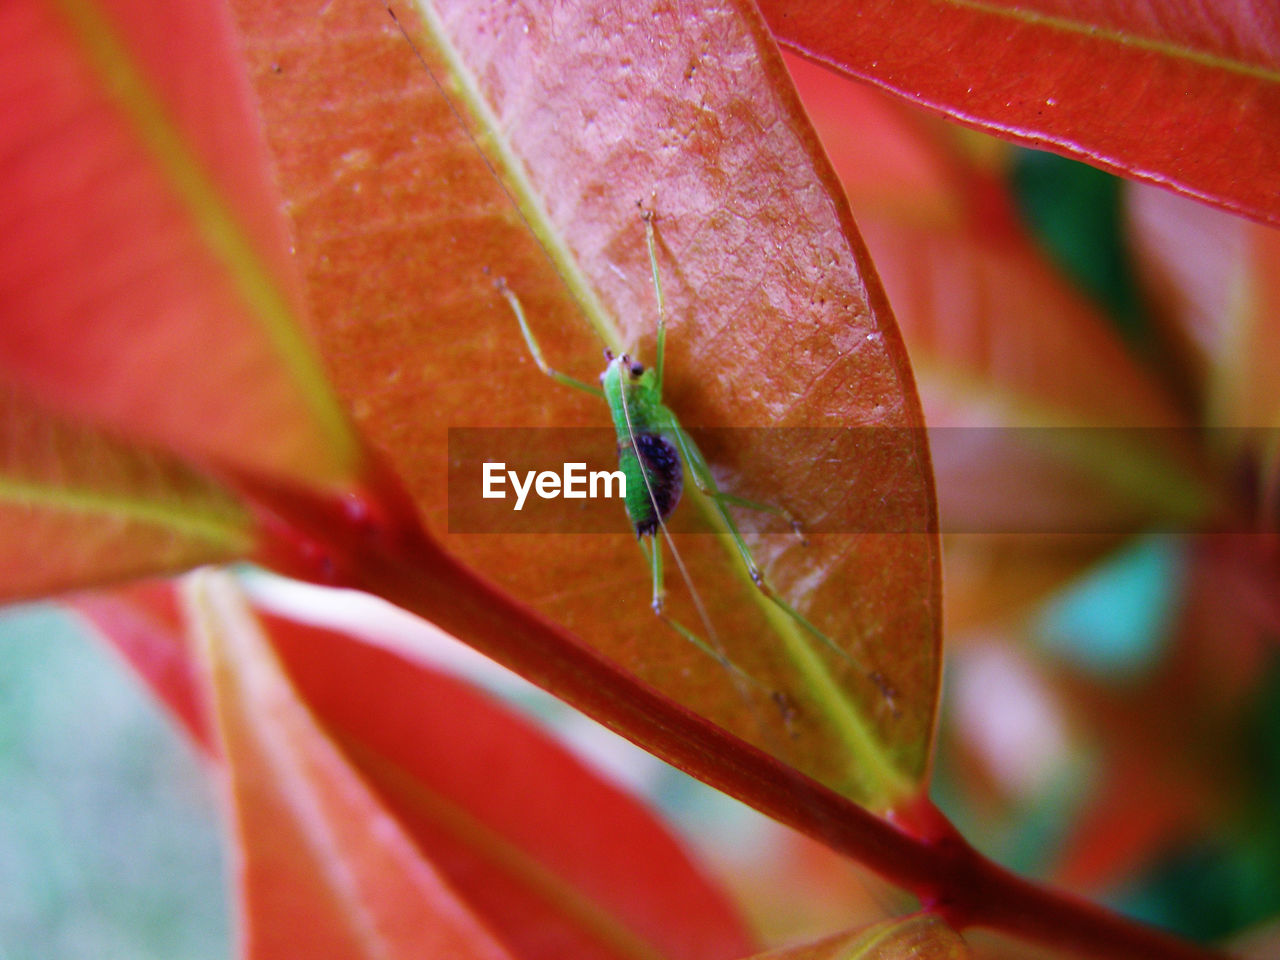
top-left (940, 0), bottom-right (1280, 85)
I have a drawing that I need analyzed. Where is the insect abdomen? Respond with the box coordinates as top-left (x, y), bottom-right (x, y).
top-left (621, 432), bottom-right (683, 537)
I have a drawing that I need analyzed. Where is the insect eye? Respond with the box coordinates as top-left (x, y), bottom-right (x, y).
top-left (630, 362), bottom-right (645, 377)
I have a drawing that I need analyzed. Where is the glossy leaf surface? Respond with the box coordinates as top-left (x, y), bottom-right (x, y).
top-left (232, 0), bottom-right (941, 810)
top-left (760, 0), bottom-right (1280, 228)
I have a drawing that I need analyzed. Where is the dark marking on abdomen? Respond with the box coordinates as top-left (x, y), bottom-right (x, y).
top-left (626, 432), bottom-right (683, 537)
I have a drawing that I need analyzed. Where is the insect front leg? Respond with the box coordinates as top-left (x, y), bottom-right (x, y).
top-left (638, 202), bottom-right (667, 394)
top-left (494, 277), bottom-right (604, 397)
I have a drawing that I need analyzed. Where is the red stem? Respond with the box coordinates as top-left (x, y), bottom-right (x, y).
top-left (248, 466), bottom-right (1235, 960)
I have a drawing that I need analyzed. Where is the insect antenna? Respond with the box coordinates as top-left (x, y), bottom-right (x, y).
top-left (384, 5), bottom-right (533, 250)
top-left (661, 532), bottom-right (723, 666)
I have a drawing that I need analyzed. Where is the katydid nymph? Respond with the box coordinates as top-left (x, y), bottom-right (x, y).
top-left (381, 2), bottom-right (890, 706)
top-left (496, 206), bottom-right (878, 692)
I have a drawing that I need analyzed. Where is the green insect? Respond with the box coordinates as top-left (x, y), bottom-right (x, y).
top-left (496, 206), bottom-right (860, 678)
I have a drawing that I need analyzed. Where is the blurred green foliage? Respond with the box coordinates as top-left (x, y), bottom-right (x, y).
top-left (1120, 662), bottom-right (1280, 941)
top-left (1011, 149), bottom-right (1146, 342)
top-left (0, 605), bottom-right (228, 960)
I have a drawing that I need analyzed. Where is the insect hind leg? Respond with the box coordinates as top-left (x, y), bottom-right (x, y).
top-left (638, 536), bottom-right (762, 690)
top-left (694, 488), bottom-right (808, 545)
top-left (669, 420), bottom-right (896, 704)
top-left (671, 426), bottom-right (808, 551)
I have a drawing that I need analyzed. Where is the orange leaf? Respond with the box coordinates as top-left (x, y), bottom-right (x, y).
top-left (231, 0), bottom-right (941, 811)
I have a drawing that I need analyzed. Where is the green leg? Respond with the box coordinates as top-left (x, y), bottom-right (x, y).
top-left (639, 536), bottom-right (752, 679)
top-left (496, 278), bottom-right (604, 397)
top-left (672, 427), bottom-right (806, 543)
top-left (632, 211), bottom-right (844, 685)
top-left (639, 204), bottom-right (667, 394)
top-left (668, 422), bottom-right (865, 674)
top-left (645, 531), bottom-right (665, 614)
top-left (636, 206), bottom-right (800, 536)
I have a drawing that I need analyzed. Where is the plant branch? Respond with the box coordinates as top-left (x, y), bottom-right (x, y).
top-left (244, 464), bottom-right (1236, 960)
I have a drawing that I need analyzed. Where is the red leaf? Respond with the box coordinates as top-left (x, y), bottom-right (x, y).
top-left (266, 612), bottom-right (759, 960)
top-left (760, 0), bottom-right (1280, 228)
top-left (0, 0), bottom-right (359, 485)
top-left (783, 52), bottom-right (1211, 628)
top-left (85, 575), bottom-right (759, 960)
top-left (188, 572), bottom-right (518, 960)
